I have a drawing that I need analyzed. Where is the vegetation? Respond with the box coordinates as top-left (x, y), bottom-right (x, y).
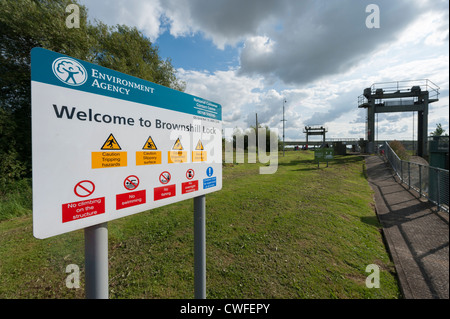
top-left (430, 123), bottom-right (448, 137)
top-left (0, 179), bottom-right (32, 221)
top-left (389, 140), bottom-right (410, 161)
top-left (0, 0), bottom-right (185, 191)
top-left (0, 152), bottom-right (400, 298)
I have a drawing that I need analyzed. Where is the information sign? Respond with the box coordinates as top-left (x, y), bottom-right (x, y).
top-left (314, 148), bottom-right (334, 163)
top-left (31, 48), bottom-right (222, 239)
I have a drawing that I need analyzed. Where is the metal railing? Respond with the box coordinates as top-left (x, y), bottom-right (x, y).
top-left (358, 79), bottom-right (440, 106)
top-left (383, 141), bottom-right (449, 212)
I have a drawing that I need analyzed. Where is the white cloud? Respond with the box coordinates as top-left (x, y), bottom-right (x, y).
top-left (80, 0), bottom-right (164, 41)
top-left (177, 68), bottom-right (264, 127)
top-left (161, 0), bottom-right (283, 49)
top-left (239, 35), bottom-right (276, 70)
top-left (79, 0), bottom-right (448, 141)
top-left (238, 0), bottom-right (429, 85)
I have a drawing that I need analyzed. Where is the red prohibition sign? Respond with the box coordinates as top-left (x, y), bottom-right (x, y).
top-left (124, 175), bottom-right (139, 190)
top-left (74, 180), bottom-right (95, 198)
top-left (159, 171), bottom-right (171, 184)
top-left (186, 169), bottom-right (195, 180)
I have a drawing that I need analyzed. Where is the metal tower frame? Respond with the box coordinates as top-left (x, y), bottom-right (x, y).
top-left (358, 80), bottom-right (439, 157)
top-left (303, 125), bottom-right (328, 147)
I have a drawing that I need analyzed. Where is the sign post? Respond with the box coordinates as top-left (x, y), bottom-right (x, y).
top-left (314, 147), bottom-right (334, 167)
top-left (31, 48), bottom-right (222, 298)
top-left (194, 195), bottom-right (206, 299)
top-left (84, 222), bottom-right (109, 299)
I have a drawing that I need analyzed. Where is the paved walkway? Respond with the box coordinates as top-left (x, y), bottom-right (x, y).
top-left (365, 155), bottom-right (449, 299)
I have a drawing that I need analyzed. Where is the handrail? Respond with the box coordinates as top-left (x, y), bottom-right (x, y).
top-left (383, 141), bottom-right (449, 213)
top-left (358, 79), bottom-right (440, 107)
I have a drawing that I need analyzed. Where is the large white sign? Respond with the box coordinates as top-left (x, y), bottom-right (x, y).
top-left (31, 48), bottom-right (222, 239)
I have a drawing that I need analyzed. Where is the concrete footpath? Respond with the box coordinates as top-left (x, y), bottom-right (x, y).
top-left (365, 155), bottom-right (449, 299)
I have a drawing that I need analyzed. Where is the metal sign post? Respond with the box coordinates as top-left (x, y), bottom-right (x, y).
top-left (84, 222), bottom-right (109, 299)
top-left (194, 195), bottom-right (206, 299)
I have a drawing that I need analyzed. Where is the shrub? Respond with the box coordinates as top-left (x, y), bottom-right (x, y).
top-left (389, 140), bottom-right (410, 161)
top-left (0, 178), bottom-right (32, 221)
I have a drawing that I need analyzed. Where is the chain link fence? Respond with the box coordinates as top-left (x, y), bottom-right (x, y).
top-left (383, 141), bottom-right (449, 212)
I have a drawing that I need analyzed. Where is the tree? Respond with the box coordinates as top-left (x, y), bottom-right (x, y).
top-left (0, 0), bottom-right (185, 185)
top-left (90, 22), bottom-right (185, 91)
top-left (430, 123), bottom-right (448, 137)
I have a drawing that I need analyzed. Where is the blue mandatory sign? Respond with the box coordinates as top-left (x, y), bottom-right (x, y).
top-left (203, 177), bottom-right (217, 189)
top-left (206, 167), bottom-right (214, 177)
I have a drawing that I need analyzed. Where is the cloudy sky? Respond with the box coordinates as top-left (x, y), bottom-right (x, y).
top-left (79, 0), bottom-right (449, 142)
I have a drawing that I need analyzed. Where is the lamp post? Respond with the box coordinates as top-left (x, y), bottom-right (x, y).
top-left (281, 99), bottom-right (287, 157)
top-left (256, 112), bottom-right (258, 150)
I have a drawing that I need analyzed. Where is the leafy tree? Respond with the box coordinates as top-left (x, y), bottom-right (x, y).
top-left (430, 123), bottom-right (448, 137)
top-left (0, 0), bottom-right (185, 187)
top-left (0, 108), bottom-right (26, 192)
top-left (92, 22), bottom-right (186, 91)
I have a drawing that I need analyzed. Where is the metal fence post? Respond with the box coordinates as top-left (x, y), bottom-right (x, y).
top-left (419, 165), bottom-right (422, 197)
top-left (408, 162), bottom-right (411, 189)
top-left (437, 169), bottom-right (441, 211)
top-left (401, 160), bottom-right (403, 183)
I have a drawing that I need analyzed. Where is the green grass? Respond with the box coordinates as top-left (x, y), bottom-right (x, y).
top-left (0, 151), bottom-right (400, 298)
top-left (0, 178), bottom-right (32, 221)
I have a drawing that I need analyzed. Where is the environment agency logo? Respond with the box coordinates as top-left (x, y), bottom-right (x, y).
top-left (52, 57), bottom-right (87, 86)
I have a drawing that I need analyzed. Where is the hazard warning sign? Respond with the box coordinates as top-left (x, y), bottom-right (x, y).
top-left (92, 133), bottom-right (127, 168)
top-left (195, 140), bottom-right (204, 150)
top-left (192, 139), bottom-right (207, 162)
top-left (142, 136), bottom-right (157, 150)
top-left (168, 138), bottom-right (187, 163)
top-left (136, 136), bottom-right (161, 166)
top-left (101, 133), bottom-right (121, 150)
top-left (172, 138), bottom-right (183, 150)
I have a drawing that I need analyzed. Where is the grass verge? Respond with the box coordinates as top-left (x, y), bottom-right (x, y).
top-left (0, 151), bottom-right (400, 298)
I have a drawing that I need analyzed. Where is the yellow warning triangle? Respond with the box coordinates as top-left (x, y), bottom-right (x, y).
top-left (195, 140), bottom-right (204, 150)
top-left (101, 133), bottom-right (121, 150)
top-left (172, 138), bottom-right (184, 150)
top-left (142, 136), bottom-right (157, 150)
